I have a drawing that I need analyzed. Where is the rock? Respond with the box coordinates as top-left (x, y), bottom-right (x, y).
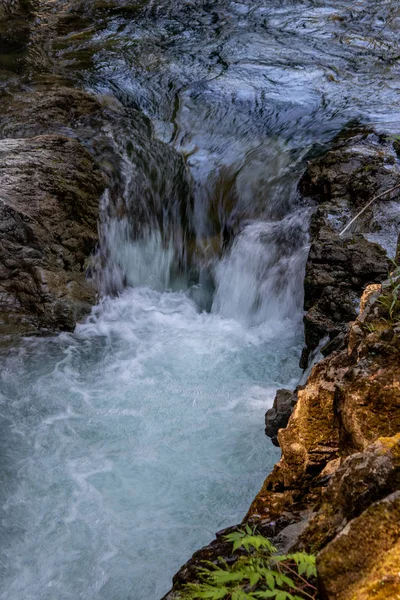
top-left (0, 0), bottom-right (32, 20)
top-left (0, 134), bottom-right (105, 333)
top-left (249, 281), bottom-right (400, 553)
top-left (0, 86), bottom-right (194, 334)
top-left (299, 131), bottom-right (399, 207)
top-left (299, 131), bottom-right (399, 366)
top-left (296, 434), bottom-right (400, 553)
top-left (0, 0), bottom-right (33, 58)
top-left (317, 491), bottom-right (400, 600)
top-left (249, 351), bottom-right (343, 523)
top-left (335, 311), bottom-right (400, 455)
top-left (265, 389), bottom-right (297, 446)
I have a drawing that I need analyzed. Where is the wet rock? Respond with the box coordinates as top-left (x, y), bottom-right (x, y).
top-left (299, 131), bottom-right (399, 366)
top-left (265, 389), bottom-right (297, 446)
top-left (0, 86), bottom-right (194, 334)
top-left (0, 87), bottom-right (121, 335)
top-left (317, 491), bottom-right (400, 600)
top-left (0, 134), bottom-right (105, 333)
top-left (299, 131), bottom-right (399, 207)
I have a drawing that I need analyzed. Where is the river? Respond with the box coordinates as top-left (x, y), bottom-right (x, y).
top-left (0, 1), bottom-right (399, 598)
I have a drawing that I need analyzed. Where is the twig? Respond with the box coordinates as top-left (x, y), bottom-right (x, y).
top-left (339, 182), bottom-right (400, 236)
top-left (283, 563), bottom-right (318, 597)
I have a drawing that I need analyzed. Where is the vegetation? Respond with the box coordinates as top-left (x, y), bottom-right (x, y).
top-left (378, 269), bottom-right (400, 321)
top-left (178, 527), bottom-right (317, 600)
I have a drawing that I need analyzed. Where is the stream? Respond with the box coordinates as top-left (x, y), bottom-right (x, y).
top-left (1, 1), bottom-right (399, 599)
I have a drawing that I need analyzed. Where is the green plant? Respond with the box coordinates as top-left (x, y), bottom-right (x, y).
top-left (378, 282), bottom-right (400, 320)
top-left (178, 526), bottom-right (317, 600)
top-left (377, 268), bottom-right (400, 321)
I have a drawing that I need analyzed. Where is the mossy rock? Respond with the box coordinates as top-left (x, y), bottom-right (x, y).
top-left (317, 492), bottom-right (400, 600)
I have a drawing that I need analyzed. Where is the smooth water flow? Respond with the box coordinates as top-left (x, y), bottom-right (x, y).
top-left (1, 0), bottom-right (400, 599)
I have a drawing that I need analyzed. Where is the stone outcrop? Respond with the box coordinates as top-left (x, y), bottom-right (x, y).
top-left (0, 87), bottom-right (112, 335)
top-left (299, 131), bottom-right (399, 367)
top-left (0, 85), bottom-right (194, 335)
top-left (0, 134), bottom-right (105, 333)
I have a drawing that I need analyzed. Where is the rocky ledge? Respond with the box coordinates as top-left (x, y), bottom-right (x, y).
top-left (0, 87), bottom-right (117, 335)
top-left (163, 131), bottom-right (400, 600)
top-left (0, 84), bottom-right (193, 336)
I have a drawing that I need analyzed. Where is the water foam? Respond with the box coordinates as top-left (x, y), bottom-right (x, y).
top-left (0, 285), bottom-right (301, 600)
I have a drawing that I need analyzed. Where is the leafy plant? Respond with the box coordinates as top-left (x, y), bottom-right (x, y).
top-left (377, 270), bottom-right (400, 321)
top-left (178, 526), bottom-right (317, 600)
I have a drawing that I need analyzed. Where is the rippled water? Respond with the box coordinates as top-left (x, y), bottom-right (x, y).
top-left (1, 288), bottom-right (301, 600)
top-left (1, 0), bottom-right (400, 599)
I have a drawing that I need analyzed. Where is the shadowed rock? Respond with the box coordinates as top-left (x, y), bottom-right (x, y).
top-left (299, 131), bottom-right (399, 367)
top-left (0, 134), bottom-right (105, 333)
top-left (265, 388), bottom-right (297, 446)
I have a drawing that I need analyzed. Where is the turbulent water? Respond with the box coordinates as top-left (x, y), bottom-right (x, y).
top-left (1, 1), bottom-right (400, 599)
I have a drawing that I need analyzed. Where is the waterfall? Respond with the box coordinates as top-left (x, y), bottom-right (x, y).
top-left (212, 210), bottom-right (310, 325)
top-left (3, 0), bottom-right (399, 598)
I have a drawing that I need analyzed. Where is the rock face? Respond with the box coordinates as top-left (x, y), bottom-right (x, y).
top-left (0, 87), bottom-right (111, 335)
top-left (163, 279), bottom-right (400, 600)
top-left (299, 131), bottom-right (399, 367)
top-left (0, 86), bottom-right (194, 334)
top-left (162, 133), bottom-right (400, 600)
top-left (318, 491), bottom-right (400, 600)
top-left (0, 134), bottom-right (105, 333)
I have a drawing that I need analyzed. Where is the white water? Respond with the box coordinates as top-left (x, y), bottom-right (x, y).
top-left (0, 281), bottom-right (302, 599)
top-left (0, 67), bottom-right (308, 599)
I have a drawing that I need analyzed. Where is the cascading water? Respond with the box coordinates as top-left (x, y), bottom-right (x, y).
top-left (0, 225), bottom-right (305, 600)
top-left (0, 129), bottom-right (307, 600)
top-left (1, 1), bottom-right (400, 599)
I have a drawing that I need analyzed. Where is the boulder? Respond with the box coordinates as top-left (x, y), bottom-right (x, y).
top-left (265, 388), bottom-right (297, 446)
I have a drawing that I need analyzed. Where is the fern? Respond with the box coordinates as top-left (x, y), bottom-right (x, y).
top-left (177, 527), bottom-right (317, 600)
